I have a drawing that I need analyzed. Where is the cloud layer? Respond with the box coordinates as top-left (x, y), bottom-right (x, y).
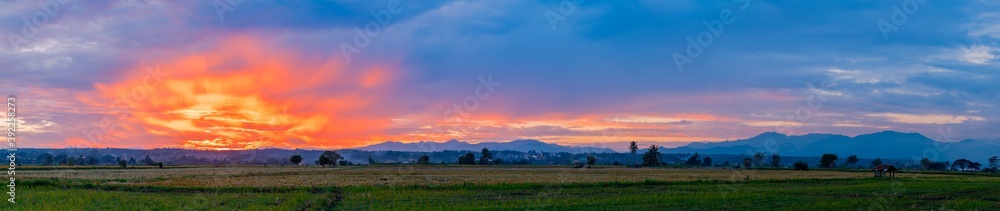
top-left (2, 0), bottom-right (999, 150)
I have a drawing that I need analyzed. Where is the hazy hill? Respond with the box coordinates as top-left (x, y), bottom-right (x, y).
top-left (356, 139), bottom-right (617, 153)
top-left (663, 131), bottom-right (1000, 163)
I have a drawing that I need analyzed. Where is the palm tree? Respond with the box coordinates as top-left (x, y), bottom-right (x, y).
top-left (628, 141), bottom-right (638, 167)
top-left (642, 145), bottom-right (661, 166)
top-left (845, 155), bottom-right (859, 169)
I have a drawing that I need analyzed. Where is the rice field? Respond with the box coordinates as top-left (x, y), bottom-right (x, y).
top-left (8, 165), bottom-right (1000, 210)
top-left (16, 165), bottom-right (962, 187)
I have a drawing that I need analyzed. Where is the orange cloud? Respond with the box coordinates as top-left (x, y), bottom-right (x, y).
top-left (81, 36), bottom-right (402, 150)
top-left (66, 37), bottom-right (797, 150)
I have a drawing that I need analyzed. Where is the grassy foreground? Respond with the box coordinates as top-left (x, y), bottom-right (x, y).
top-left (6, 166), bottom-right (1000, 210)
top-left (339, 178), bottom-right (1000, 210)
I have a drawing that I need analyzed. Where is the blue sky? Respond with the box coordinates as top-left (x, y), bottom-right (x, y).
top-left (1, 0), bottom-right (999, 150)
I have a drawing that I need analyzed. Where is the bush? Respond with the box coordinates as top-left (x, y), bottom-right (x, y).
top-left (289, 155), bottom-right (303, 165)
top-left (417, 155), bottom-right (430, 165)
top-left (794, 161), bottom-right (809, 171)
top-left (820, 154), bottom-right (837, 168)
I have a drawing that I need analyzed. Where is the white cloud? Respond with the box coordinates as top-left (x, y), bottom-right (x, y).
top-left (966, 12), bottom-right (1000, 38)
top-left (16, 119), bottom-right (55, 133)
top-left (743, 121), bottom-right (803, 127)
top-left (609, 116), bottom-right (692, 124)
top-left (960, 45), bottom-right (997, 64)
top-left (867, 113), bottom-right (986, 124)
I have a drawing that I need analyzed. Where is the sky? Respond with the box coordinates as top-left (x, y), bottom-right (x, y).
top-left (2, 0), bottom-right (999, 151)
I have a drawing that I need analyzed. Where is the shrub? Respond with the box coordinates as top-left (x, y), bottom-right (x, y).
top-left (794, 161), bottom-right (809, 171)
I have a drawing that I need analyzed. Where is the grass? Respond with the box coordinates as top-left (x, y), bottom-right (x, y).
top-left (17, 165), bottom-right (962, 187)
top-left (338, 177), bottom-right (1000, 210)
top-left (5, 165), bottom-right (1000, 210)
top-left (14, 187), bottom-right (337, 210)
top-left (12, 179), bottom-right (340, 210)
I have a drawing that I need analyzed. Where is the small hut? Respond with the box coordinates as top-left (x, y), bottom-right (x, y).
top-left (872, 165), bottom-right (898, 177)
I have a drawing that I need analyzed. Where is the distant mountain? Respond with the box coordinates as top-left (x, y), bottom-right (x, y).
top-left (663, 131), bottom-right (1000, 162)
top-left (971, 138), bottom-right (1000, 147)
top-left (356, 139), bottom-right (617, 153)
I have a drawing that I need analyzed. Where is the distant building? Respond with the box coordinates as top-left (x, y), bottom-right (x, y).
top-left (872, 165), bottom-right (898, 177)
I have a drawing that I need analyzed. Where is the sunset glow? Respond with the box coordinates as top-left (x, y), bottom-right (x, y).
top-left (4, 1), bottom-right (999, 151)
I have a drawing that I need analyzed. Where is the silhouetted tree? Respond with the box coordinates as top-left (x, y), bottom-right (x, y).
top-left (919, 157), bottom-right (934, 170)
top-left (845, 155), bottom-right (859, 169)
top-left (641, 145), bottom-right (661, 166)
top-left (969, 162), bottom-right (982, 171)
top-left (628, 141), bottom-right (638, 166)
top-left (702, 157), bottom-right (712, 166)
top-left (368, 154), bottom-right (377, 165)
top-left (988, 156), bottom-right (999, 173)
top-left (54, 154), bottom-right (67, 165)
top-left (478, 148), bottom-right (494, 165)
top-left (685, 153), bottom-right (701, 166)
top-left (100, 155), bottom-right (117, 165)
top-left (289, 155), bottom-right (303, 165)
top-left (330, 151), bottom-right (343, 167)
top-left (417, 155), bottom-right (430, 165)
top-left (118, 159), bottom-right (127, 169)
top-left (37, 153), bottom-right (54, 165)
top-left (458, 152), bottom-right (476, 165)
top-left (952, 159), bottom-right (974, 171)
top-left (871, 158), bottom-right (882, 167)
top-left (743, 158), bottom-right (752, 168)
top-left (753, 152), bottom-right (766, 167)
top-left (141, 155), bottom-right (155, 165)
top-left (771, 154), bottom-right (781, 168)
top-left (820, 153), bottom-right (838, 168)
top-left (586, 155), bottom-right (596, 168)
top-left (793, 161), bottom-right (808, 170)
top-left (87, 157), bottom-right (99, 165)
top-left (317, 151), bottom-right (342, 167)
top-left (127, 157), bottom-right (137, 165)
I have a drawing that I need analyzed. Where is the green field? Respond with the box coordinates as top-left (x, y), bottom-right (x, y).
top-left (6, 166), bottom-right (1000, 210)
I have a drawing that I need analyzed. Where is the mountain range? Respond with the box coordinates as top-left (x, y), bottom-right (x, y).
top-left (663, 131), bottom-right (1000, 162)
top-left (354, 131), bottom-right (999, 162)
top-left (355, 139), bottom-right (617, 153)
